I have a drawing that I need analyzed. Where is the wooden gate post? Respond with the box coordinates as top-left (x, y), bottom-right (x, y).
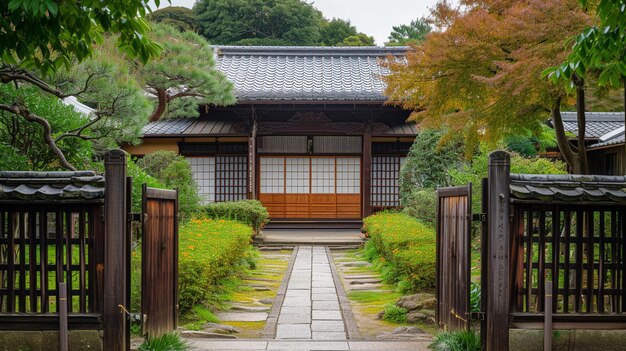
top-left (104, 149), bottom-right (129, 351)
top-left (486, 151), bottom-right (510, 351)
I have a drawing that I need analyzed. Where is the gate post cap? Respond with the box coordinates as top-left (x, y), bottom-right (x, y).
top-left (488, 150), bottom-right (510, 165)
top-left (104, 149), bottom-right (128, 163)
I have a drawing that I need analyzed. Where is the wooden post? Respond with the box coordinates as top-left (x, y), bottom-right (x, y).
top-left (59, 282), bottom-right (68, 351)
top-left (486, 151), bottom-right (510, 351)
top-left (480, 177), bottom-right (488, 350)
top-left (249, 118), bottom-right (257, 200)
top-left (104, 149), bottom-right (129, 351)
top-left (544, 281), bottom-right (553, 351)
top-left (362, 127), bottom-right (372, 217)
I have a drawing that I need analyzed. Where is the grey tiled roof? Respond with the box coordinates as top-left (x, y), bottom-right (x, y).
top-left (214, 46), bottom-right (407, 101)
top-left (0, 171), bottom-right (104, 201)
top-left (143, 118), bottom-right (249, 136)
top-left (510, 173), bottom-right (626, 203)
top-left (560, 111), bottom-right (624, 138)
top-left (142, 118), bottom-right (193, 135)
top-left (590, 133), bottom-right (625, 149)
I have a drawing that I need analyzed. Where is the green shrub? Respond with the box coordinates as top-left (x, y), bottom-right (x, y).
top-left (138, 332), bottom-right (189, 351)
top-left (470, 282), bottom-right (481, 313)
top-left (178, 218), bottom-right (253, 313)
top-left (202, 200), bottom-right (269, 235)
top-left (363, 212), bottom-right (436, 292)
top-left (402, 188), bottom-right (437, 227)
top-left (399, 129), bottom-right (463, 200)
top-left (382, 303), bottom-right (408, 323)
top-left (136, 150), bottom-right (200, 220)
top-left (428, 330), bottom-right (481, 351)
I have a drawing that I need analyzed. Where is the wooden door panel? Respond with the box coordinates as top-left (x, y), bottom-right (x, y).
top-left (259, 194), bottom-right (285, 217)
top-left (259, 156), bottom-right (363, 219)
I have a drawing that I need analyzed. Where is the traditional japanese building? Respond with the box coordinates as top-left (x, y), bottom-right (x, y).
top-left (551, 111), bottom-right (626, 174)
top-left (125, 46), bottom-right (416, 222)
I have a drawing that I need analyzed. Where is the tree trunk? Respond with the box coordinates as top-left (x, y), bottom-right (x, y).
top-left (149, 89), bottom-right (168, 122)
top-left (551, 97), bottom-right (582, 173)
top-left (574, 76), bottom-right (589, 174)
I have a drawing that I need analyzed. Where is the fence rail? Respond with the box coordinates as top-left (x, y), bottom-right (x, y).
top-left (0, 204), bottom-right (104, 321)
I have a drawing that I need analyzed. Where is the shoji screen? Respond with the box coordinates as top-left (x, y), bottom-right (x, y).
top-left (311, 158), bottom-right (335, 193)
top-left (215, 156), bottom-right (248, 202)
top-left (260, 157), bottom-right (285, 194)
top-left (336, 157), bottom-right (360, 194)
top-left (285, 158), bottom-right (310, 193)
top-left (189, 157), bottom-right (216, 204)
top-left (370, 156), bottom-right (405, 207)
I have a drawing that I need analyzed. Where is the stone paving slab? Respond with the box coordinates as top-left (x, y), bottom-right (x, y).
top-left (312, 310), bottom-right (342, 320)
top-left (215, 312), bottom-right (268, 322)
top-left (311, 320), bottom-right (345, 332)
top-left (188, 339), bottom-right (430, 350)
top-left (276, 324), bottom-right (312, 339)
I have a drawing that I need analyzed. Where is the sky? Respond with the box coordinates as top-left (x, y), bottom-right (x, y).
top-left (151, 0), bottom-right (443, 45)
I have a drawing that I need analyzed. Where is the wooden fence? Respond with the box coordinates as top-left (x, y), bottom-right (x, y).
top-left (0, 203), bottom-right (104, 327)
top-left (0, 149), bottom-right (180, 351)
top-left (435, 184), bottom-right (472, 331)
top-left (435, 151), bottom-right (626, 351)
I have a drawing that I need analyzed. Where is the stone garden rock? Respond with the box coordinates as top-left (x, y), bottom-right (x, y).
top-left (202, 322), bottom-right (240, 334)
top-left (182, 331), bottom-right (237, 339)
top-left (229, 304), bottom-right (270, 312)
top-left (259, 298), bottom-right (274, 305)
top-left (406, 311), bottom-right (435, 324)
top-left (392, 326), bottom-right (424, 334)
top-left (396, 293), bottom-right (436, 311)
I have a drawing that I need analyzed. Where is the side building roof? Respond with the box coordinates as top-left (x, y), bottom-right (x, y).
top-left (559, 111), bottom-right (624, 139)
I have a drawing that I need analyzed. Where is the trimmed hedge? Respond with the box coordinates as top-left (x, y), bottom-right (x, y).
top-left (363, 211), bottom-right (436, 292)
top-left (202, 200), bottom-right (269, 235)
top-left (178, 218), bottom-right (253, 313)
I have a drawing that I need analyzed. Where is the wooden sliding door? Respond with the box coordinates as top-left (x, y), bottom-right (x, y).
top-left (258, 156), bottom-right (361, 219)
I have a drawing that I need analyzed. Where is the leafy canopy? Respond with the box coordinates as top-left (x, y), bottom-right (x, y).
top-left (194, 0), bottom-right (324, 46)
top-left (386, 18), bottom-right (432, 46)
top-left (545, 0), bottom-right (626, 90)
top-left (1, 0), bottom-right (162, 76)
top-left (319, 18), bottom-right (374, 46)
top-left (384, 0), bottom-right (592, 152)
top-left (148, 6), bottom-right (198, 32)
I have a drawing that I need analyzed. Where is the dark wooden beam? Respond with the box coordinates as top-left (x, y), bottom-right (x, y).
top-left (103, 149), bottom-right (129, 351)
top-left (362, 127), bottom-right (372, 217)
top-left (485, 151), bottom-right (511, 351)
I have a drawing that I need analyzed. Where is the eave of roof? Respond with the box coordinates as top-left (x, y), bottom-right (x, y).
top-left (510, 173), bottom-right (626, 203)
top-left (0, 171), bottom-right (104, 202)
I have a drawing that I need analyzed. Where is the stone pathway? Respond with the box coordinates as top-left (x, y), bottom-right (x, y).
top-left (187, 245), bottom-right (430, 351)
top-left (276, 246), bottom-right (347, 340)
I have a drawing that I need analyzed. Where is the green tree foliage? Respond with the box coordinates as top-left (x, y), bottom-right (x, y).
top-left (53, 51), bottom-right (152, 155)
top-left (139, 23), bottom-right (235, 122)
top-left (137, 151), bottom-right (201, 218)
top-left (148, 6), bottom-right (198, 32)
top-left (0, 0), bottom-right (161, 170)
top-left (319, 18), bottom-right (359, 46)
top-left (0, 84), bottom-right (93, 170)
top-left (386, 17), bottom-right (432, 46)
top-left (0, 0), bottom-right (161, 75)
top-left (399, 129), bottom-right (463, 194)
top-left (339, 33), bottom-right (376, 46)
top-left (194, 0), bottom-right (324, 46)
